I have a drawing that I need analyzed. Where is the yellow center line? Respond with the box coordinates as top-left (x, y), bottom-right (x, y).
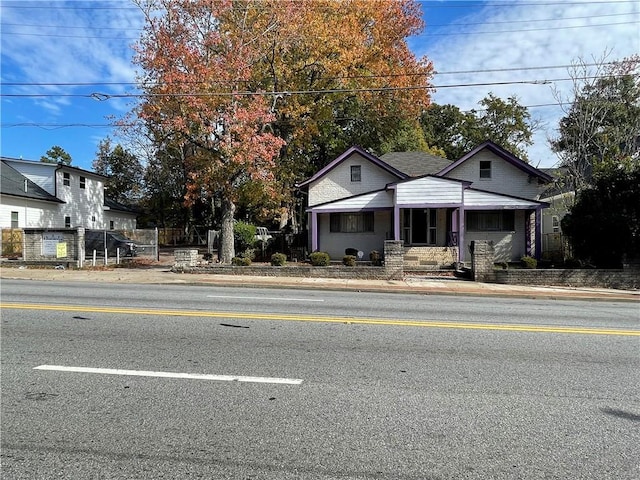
top-left (2, 302), bottom-right (639, 336)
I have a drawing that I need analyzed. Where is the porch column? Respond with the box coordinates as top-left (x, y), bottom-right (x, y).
top-left (534, 206), bottom-right (543, 260)
top-left (525, 210), bottom-right (533, 258)
top-left (393, 204), bottom-right (401, 240)
top-left (311, 211), bottom-right (318, 252)
top-left (458, 206), bottom-right (465, 263)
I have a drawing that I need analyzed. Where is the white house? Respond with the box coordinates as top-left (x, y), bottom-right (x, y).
top-left (1, 157), bottom-right (137, 230)
top-left (298, 142), bottom-right (552, 266)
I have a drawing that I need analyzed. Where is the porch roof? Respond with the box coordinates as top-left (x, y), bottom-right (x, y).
top-left (464, 188), bottom-right (549, 209)
top-left (307, 189), bottom-right (393, 212)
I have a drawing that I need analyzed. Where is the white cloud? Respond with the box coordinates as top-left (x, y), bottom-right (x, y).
top-left (1, 1), bottom-right (142, 112)
top-left (413, 0), bottom-right (640, 167)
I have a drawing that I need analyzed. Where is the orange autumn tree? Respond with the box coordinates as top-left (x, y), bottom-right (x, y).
top-left (133, 0), bottom-right (433, 256)
top-left (249, 0), bottom-right (434, 226)
top-left (134, 0), bottom-right (285, 262)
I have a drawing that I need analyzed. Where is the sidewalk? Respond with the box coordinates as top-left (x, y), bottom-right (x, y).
top-left (1, 264), bottom-right (638, 302)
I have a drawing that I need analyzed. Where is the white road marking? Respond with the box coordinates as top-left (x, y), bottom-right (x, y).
top-left (33, 365), bottom-right (303, 385)
top-left (206, 295), bottom-right (324, 302)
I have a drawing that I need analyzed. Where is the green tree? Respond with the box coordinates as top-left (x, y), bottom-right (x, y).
top-left (551, 54), bottom-right (640, 193)
top-left (420, 94), bottom-right (535, 161)
top-left (471, 93), bottom-right (534, 161)
top-left (40, 145), bottom-right (72, 165)
top-left (561, 160), bottom-right (640, 267)
top-left (92, 138), bottom-right (144, 204)
top-left (420, 104), bottom-right (475, 160)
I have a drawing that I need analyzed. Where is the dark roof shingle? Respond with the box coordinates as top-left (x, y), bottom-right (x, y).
top-left (379, 151), bottom-right (451, 177)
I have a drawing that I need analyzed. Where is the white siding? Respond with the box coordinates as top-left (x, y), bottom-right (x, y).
top-left (308, 153), bottom-right (398, 206)
top-left (7, 161), bottom-right (57, 194)
top-left (464, 189), bottom-right (541, 208)
top-left (0, 195), bottom-right (62, 228)
top-left (541, 192), bottom-right (574, 234)
top-left (464, 211), bottom-right (527, 262)
top-left (311, 190), bottom-right (393, 211)
top-left (56, 169), bottom-right (106, 229)
top-left (316, 210), bottom-right (390, 260)
top-left (443, 150), bottom-right (542, 199)
top-left (105, 211), bottom-right (137, 231)
top-left (395, 177), bottom-right (463, 205)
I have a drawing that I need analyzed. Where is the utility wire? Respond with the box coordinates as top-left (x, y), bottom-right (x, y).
top-left (4, 18), bottom-right (637, 40)
top-left (0, 74), bottom-right (627, 100)
top-left (0, 62), bottom-right (625, 89)
top-left (2, 11), bottom-right (634, 31)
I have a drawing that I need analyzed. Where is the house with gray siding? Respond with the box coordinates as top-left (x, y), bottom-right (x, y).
top-left (298, 141), bottom-right (552, 267)
top-left (1, 157), bottom-right (137, 230)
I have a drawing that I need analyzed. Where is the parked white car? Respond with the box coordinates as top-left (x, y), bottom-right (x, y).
top-left (254, 227), bottom-right (273, 244)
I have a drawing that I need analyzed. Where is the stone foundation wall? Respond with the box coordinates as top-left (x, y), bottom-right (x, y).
top-left (403, 246), bottom-right (458, 268)
top-left (494, 268), bottom-right (639, 290)
top-left (173, 264), bottom-right (392, 280)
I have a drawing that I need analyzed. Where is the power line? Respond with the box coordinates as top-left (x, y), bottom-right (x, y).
top-left (0, 62), bottom-right (623, 89)
top-left (4, 18), bottom-right (637, 41)
top-left (0, 101), bottom-right (585, 129)
top-left (0, 75), bottom-right (623, 100)
top-left (3, 11), bottom-right (634, 31)
top-left (417, 20), bottom-right (639, 36)
top-left (4, 0), bottom-right (637, 8)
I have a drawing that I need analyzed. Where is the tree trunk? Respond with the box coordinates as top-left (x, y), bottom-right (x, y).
top-left (219, 197), bottom-right (236, 263)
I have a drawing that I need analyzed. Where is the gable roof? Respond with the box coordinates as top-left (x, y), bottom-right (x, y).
top-left (296, 146), bottom-right (408, 187)
top-left (1, 156), bottom-right (107, 180)
top-left (437, 141), bottom-right (554, 183)
top-left (0, 159), bottom-right (63, 203)
top-left (380, 151), bottom-right (451, 177)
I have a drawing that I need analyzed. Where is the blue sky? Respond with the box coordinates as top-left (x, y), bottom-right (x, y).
top-left (1, 0), bottom-right (638, 171)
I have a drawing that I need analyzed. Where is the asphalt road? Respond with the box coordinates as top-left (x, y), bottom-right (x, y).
top-left (2, 280), bottom-right (639, 479)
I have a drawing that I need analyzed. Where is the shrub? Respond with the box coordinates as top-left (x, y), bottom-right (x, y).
top-left (342, 255), bottom-right (356, 266)
top-left (369, 250), bottom-right (381, 266)
top-left (232, 256), bottom-right (251, 266)
top-left (270, 252), bottom-right (287, 266)
top-left (309, 251), bottom-right (330, 266)
top-left (234, 221), bottom-right (257, 252)
top-left (520, 256), bottom-right (537, 269)
top-left (239, 248), bottom-right (256, 261)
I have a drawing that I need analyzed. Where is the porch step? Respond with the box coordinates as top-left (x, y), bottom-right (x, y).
top-left (404, 264), bottom-right (456, 272)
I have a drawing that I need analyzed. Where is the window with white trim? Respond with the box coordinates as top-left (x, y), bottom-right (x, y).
top-left (552, 215), bottom-right (560, 233)
top-left (350, 165), bottom-right (361, 182)
top-left (11, 211), bottom-right (19, 228)
top-left (63, 172), bottom-right (70, 186)
top-left (64, 216), bottom-right (71, 228)
top-left (479, 160), bottom-right (491, 179)
top-left (80, 176), bottom-right (86, 189)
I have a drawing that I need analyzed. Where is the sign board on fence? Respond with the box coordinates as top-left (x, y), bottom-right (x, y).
top-left (56, 242), bottom-right (67, 258)
top-left (42, 233), bottom-right (65, 257)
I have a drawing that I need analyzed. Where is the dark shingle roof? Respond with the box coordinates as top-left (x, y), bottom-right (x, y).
top-left (105, 196), bottom-right (139, 214)
top-left (0, 160), bottom-right (63, 203)
top-left (379, 151), bottom-right (452, 177)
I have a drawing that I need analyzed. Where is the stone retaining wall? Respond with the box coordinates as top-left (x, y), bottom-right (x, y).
top-left (494, 268), bottom-right (639, 290)
top-left (172, 264), bottom-right (393, 280)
